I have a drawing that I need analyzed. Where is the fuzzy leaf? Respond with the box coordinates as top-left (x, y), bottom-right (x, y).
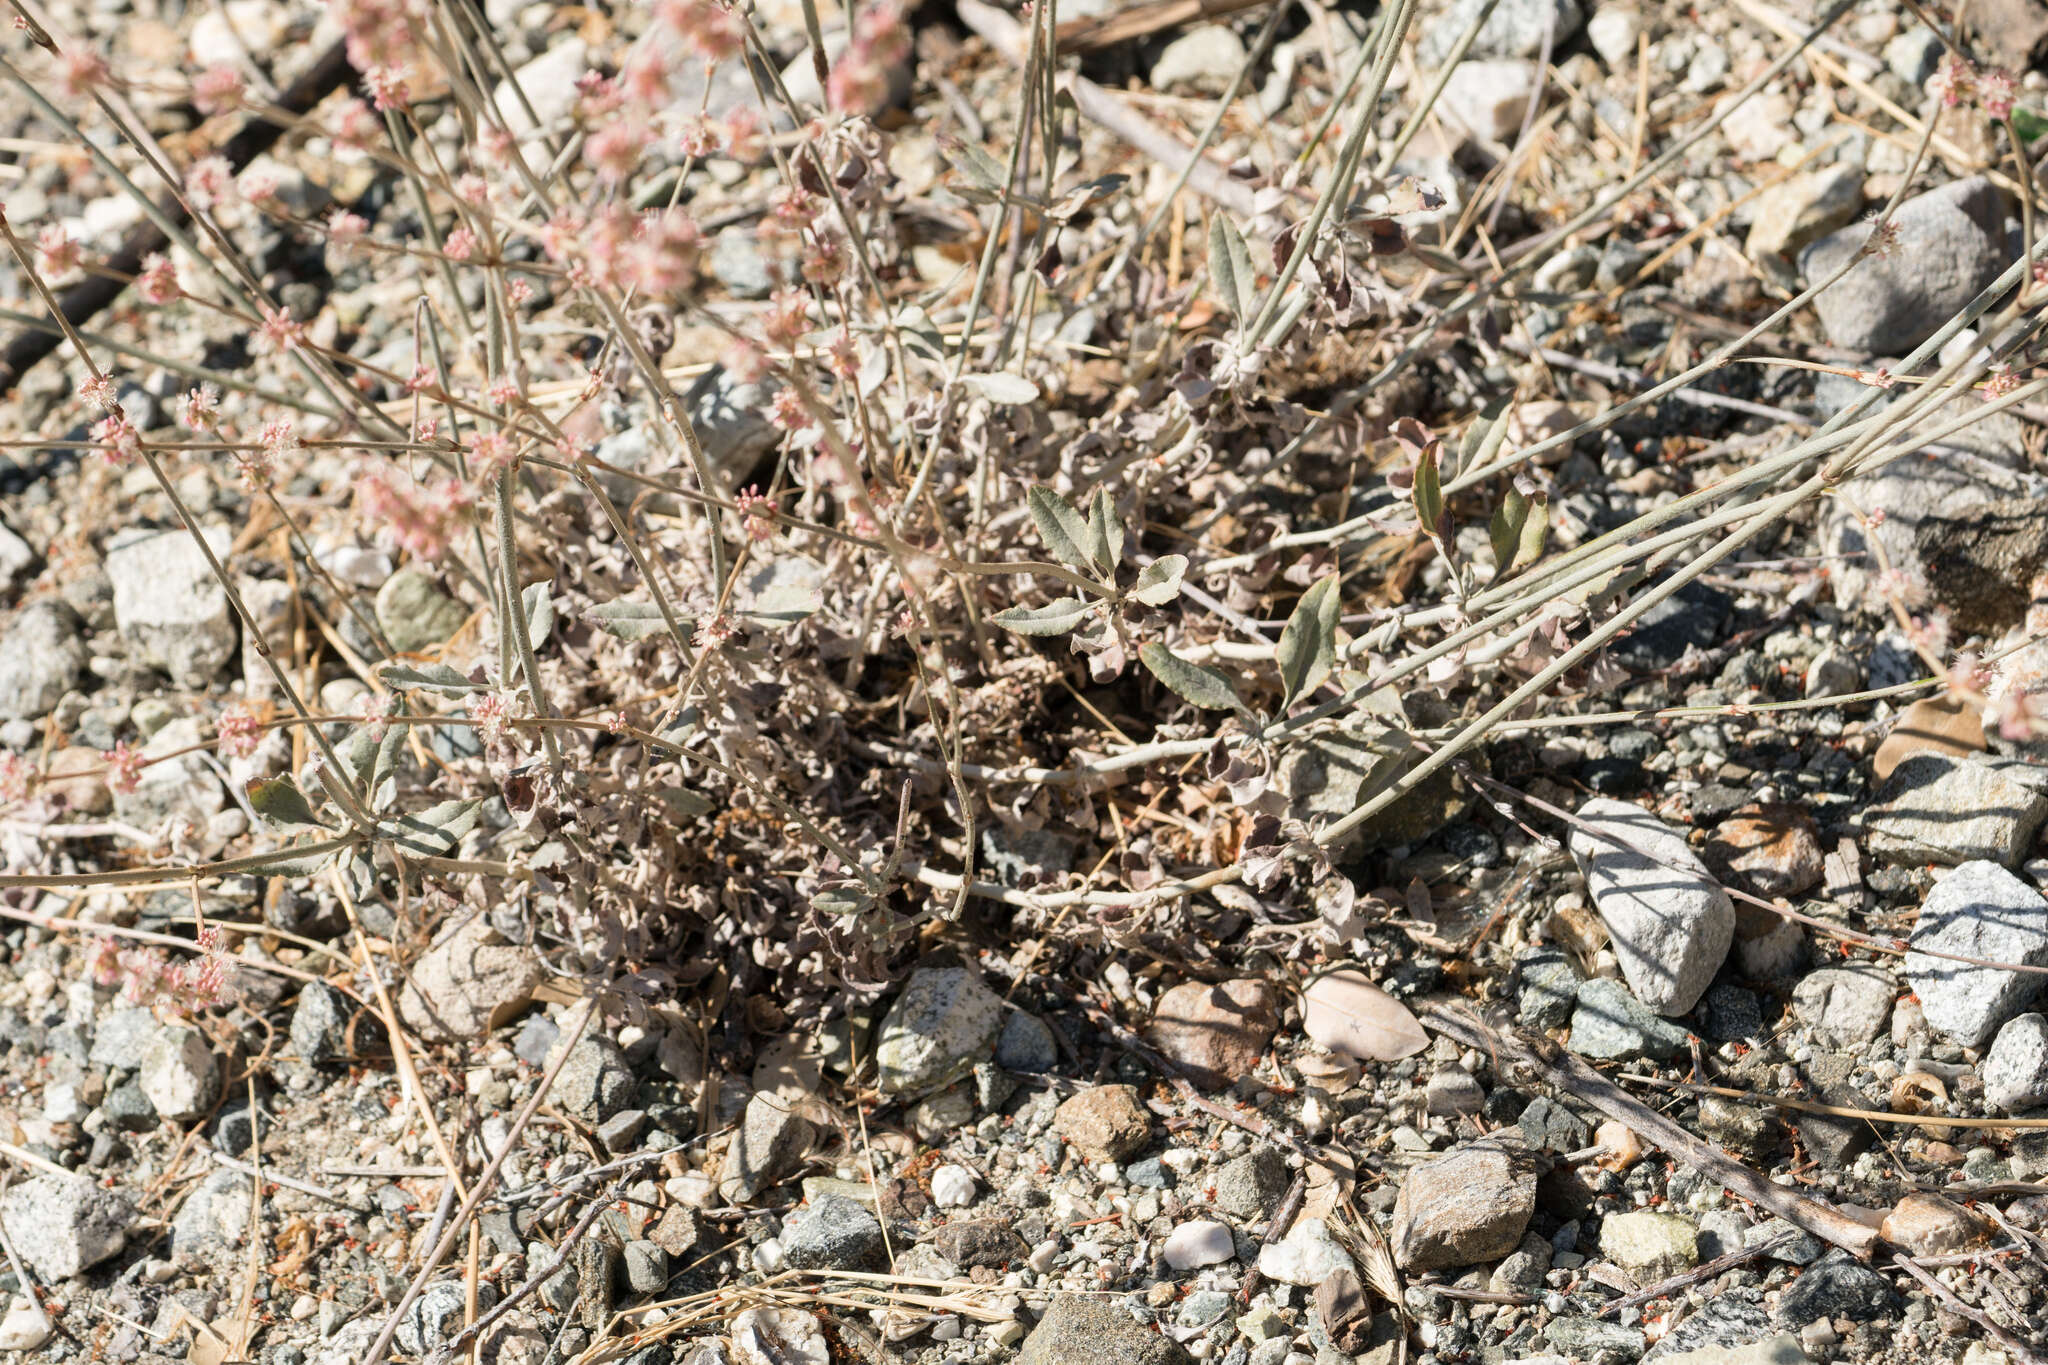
top-left (1454, 395), bottom-right (1514, 482)
top-left (1087, 488), bottom-right (1124, 575)
top-left (990, 597), bottom-right (1095, 636)
top-left (1140, 641), bottom-right (1244, 712)
top-left (1411, 440), bottom-right (1444, 542)
top-left (738, 557), bottom-right (824, 627)
top-left (369, 725), bottom-right (406, 812)
top-left (1513, 492), bottom-right (1549, 573)
top-left (1129, 554), bottom-right (1187, 606)
top-left (586, 600), bottom-right (677, 643)
top-left (380, 663), bottom-right (482, 695)
top-left (1489, 484), bottom-right (1530, 574)
top-left (1208, 212), bottom-right (1258, 320)
top-left (960, 371), bottom-right (1040, 404)
top-left (1277, 573), bottom-right (1342, 708)
top-left (1027, 486), bottom-right (1097, 576)
top-left (522, 582), bottom-right (555, 650)
top-left (246, 775), bottom-right (327, 831)
top-left (944, 136), bottom-right (1010, 197)
top-left (242, 839), bottom-right (350, 879)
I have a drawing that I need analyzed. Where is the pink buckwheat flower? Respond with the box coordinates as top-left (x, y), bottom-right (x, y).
top-left (181, 384), bottom-right (220, 431)
top-left (193, 64), bottom-right (246, 115)
top-left (216, 706), bottom-right (264, 760)
top-left (61, 47), bottom-right (112, 98)
top-left (585, 120), bottom-right (650, 183)
top-left (37, 224), bottom-right (81, 275)
top-left (257, 306), bottom-right (305, 354)
top-left (186, 155), bottom-right (234, 210)
top-left (0, 752), bottom-right (28, 806)
top-left (734, 485), bottom-right (778, 540)
top-left (468, 428), bottom-right (518, 482)
top-left (443, 226), bottom-right (478, 262)
top-left (827, 0), bottom-right (908, 114)
top-left (92, 415), bottom-right (141, 464)
top-left (658, 0), bottom-right (743, 62)
top-left (357, 463), bottom-right (473, 562)
top-left (104, 741), bottom-right (144, 795)
top-left (79, 374), bottom-right (117, 412)
top-left (138, 253), bottom-right (180, 304)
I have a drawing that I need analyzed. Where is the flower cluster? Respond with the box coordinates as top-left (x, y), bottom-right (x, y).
top-left (104, 741), bottom-right (144, 794)
top-left (86, 925), bottom-right (230, 1015)
top-left (216, 705), bottom-right (265, 760)
top-left (356, 462), bottom-right (475, 561)
top-left (827, 0), bottom-right (910, 114)
top-left (1932, 55), bottom-right (2018, 120)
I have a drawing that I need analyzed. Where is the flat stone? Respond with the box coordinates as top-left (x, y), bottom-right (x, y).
top-left (1259, 1216), bottom-right (1357, 1285)
top-left (780, 1194), bottom-right (884, 1271)
top-left (1302, 967), bottom-right (1428, 1061)
top-left (1879, 1192), bottom-right (1994, 1255)
top-left (1802, 176), bottom-right (2009, 354)
top-left (1439, 60), bottom-right (1541, 144)
top-left (1570, 797), bottom-right (1734, 1015)
top-left (0, 601), bottom-right (86, 721)
top-left (1420, 0), bottom-right (1584, 64)
top-left (875, 966), bottom-right (1004, 1096)
top-left (1644, 1293), bottom-right (1775, 1362)
top-left (397, 917), bottom-right (544, 1043)
top-left (1425, 1066), bottom-right (1486, 1116)
top-left (139, 1025), bottom-right (220, 1122)
top-left (1863, 754), bottom-right (2048, 867)
top-left (1018, 1296), bottom-right (1193, 1365)
top-left (1571, 977), bottom-right (1690, 1061)
top-left (107, 527), bottom-right (237, 688)
top-left (1147, 979), bottom-right (1279, 1090)
top-left (1657, 1336), bottom-right (1810, 1365)
top-left (1163, 1220), bottom-right (1237, 1269)
top-left (1745, 164), bottom-right (1863, 262)
top-left (1770, 1250), bottom-right (1897, 1327)
top-left (1519, 949), bottom-right (1582, 1030)
top-left (376, 568), bottom-right (469, 653)
top-left (111, 718), bottom-right (226, 835)
top-left (1790, 1053), bottom-right (1879, 1166)
top-left (1055, 1084), bottom-right (1151, 1163)
top-left (1791, 966), bottom-right (1896, 1051)
top-left (1873, 697), bottom-right (1987, 782)
top-left (0, 1298), bottom-right (51, 1353)
top-left (1212, 1147), bottom-right (1290, 1219)
top-left (1983, 1013), bottom-right (2048, 1112)
top-left (1600, 1210), bottom-right (1698, 1280)
top-left (1697, 1095), bottom-right (1776, 1160)
top-left (1904, 860), bottom-right (2048, 1046)
top-left (720, 1093), bottom-right (814, 1204)
top-left (290, 980), bottom-right (351, 1065)
top-left (1391, 1137), bottom-right (1539, 1271)
top-left (1545, 1317), bottom-right (1646, 1359)
top-left (0, 1174), bottom-right (135, 1279)
top-left (931, 1218), bottom-right (1028, 1268)
top-left (1705, 805), bottom-right (1824, 899)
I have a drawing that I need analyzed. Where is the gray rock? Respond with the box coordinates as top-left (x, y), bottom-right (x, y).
top-left (1518, 1096), bottom-right (1591, 1154)
top-left (875, 966), bottom-right (1004, 1096)
top-left (375, 568), bottom-right (469, 653)
top-left (710, 227), bottom-right (776, 299)
top-left (398, 1281), bottom-right (485, 1356)
top-left (1546, 1317), bottom-right (1646, 1359)
top-left (624, 1240), bottom-right (669, 1294)
top-left (1696, 1208), bottom-right (1749, 1261)
top-left (1439, 59), bottom-right (1542, 144)
top-left (1697, 1095), bottom-right (1775, 1160)
top-left (397, 916), bottom-right (544, 1043)
top-left (1586, 6), bottom-right (1639, 67)
top-left (1657, 1337), bottom-right (1809, 1365)
top-left (1801, 176), bottom-right (2009, 353)
top-left (686, 367), bottom-right (780, 477)
top-left (1019, 1296), bottom-right (1193, 1365)
top-left (1790, 1053), bottom-right (1879, 1166)
top-left (1279, 721), bottom-right (1474, 853)
top-left (0, 517), bottom-right (35, 592)
top-left (1425, 1067), bottom-right (1485, 1116)
top-left (106, 527), bottom-right (238, 687)
top-left (1212, 1147), bottom-right (1290, 1220)
top-left (1745, 164), bottom-right (1863, 262)
top-left (1391, 1137), bottom-right (1539, 1271)
top-left (1770, 1249), bottom-right (1897, 1326)
top-left (1420, 0), bottom-right (1585, 65)
top-left (981, 825), bottom-right (1077, 887)
top-left (598, 1108), bottom-right (647, 1152)
top-left (515, 1015), bottom-right (560, 1067)
top-left (1790, 966), bottom-right (1896, 1050)
top-left (780, 1193), bottom-right (885, 1270)
top-left (88, 1007), bottom-right (158, 1070)
top-left (1983, 1012), bottom-right (2048, 1112)
top-left (1746, 1217), bottom-right (1823, 1265)
top-left (994, 1010), bottom-right (1059, 1072)
top-left (0, 1174), bottom-right (136, 1279)
top-left (718, 1092), bottom-right (813, 1204)
top-left (0, 600), bottom-right (87, 721)
top-left (1570, 797), bottom-right (1734, 1015)
top-left (1519, 948), bottom-right (1582, 1030)
top-left (113, 718), bottom-right (227, 835)
top-left (1571, 977), bottom-right (1691, 1061)
top-left (140, 1024), bottom-right (220, 1122)
top-left (550, 1035), bottom-right (638, 1123)
top-left (101, 1079), bottom-right (158, 1133)
top-left (1884, 27), bottom-right (1943, 85)
top-left (1904, 860), bottom-right (2048, 1046)
top-left (1644, 1292), bottom-right (1773, 1361)
top-left (291, 980), bottom-right (350, 1065)
top-left (1863, 754), bottom-right (2048, 867)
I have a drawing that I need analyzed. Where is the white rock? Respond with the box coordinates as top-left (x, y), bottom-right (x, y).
top-left (731, 1306), bottom-right (829, 1365)
top-left (1569, 797), bottom-right (1734, 1016)
top-left (929, 1164), bottom-right (977, 1208)
top-left (1162, 1220), bottom-right (1236, 1270)
top-left (189, 0), bottom-right (287, 68)
top-left (140, 1025), bottom-right (221, 1123)
top-left (1983, 1013), bottom-right (2048, 1112)
top-left (492, 37), bottom-right (589, 138)
top-left (0, 521), bottom-right (32, 593)
top-left (1439, 60), bottom-right (1540, 144)
top-left (1721, 91), bottom-right (1796, 163)
top-left (1586, 6), bottom-right (1640, 67)
top-left (1150, 26), bottom-right (1248, 94)
top-left (107, 527), bottom-right (237, 689)
top-left (0, 1299), bottom-right (49, 1352)
top-left (1257, 1216), bottom-right (1357, 1285)
top-left (1905, 861), bottom-right (2048, 1046)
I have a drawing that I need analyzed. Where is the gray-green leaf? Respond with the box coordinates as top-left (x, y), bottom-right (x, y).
top-left (380, 663), bottom-right (482, 695)
top-left (1452, 395), bottom-right (1513, 483)
top-left (585, 600), bottom-right (677, 643)
top-left (522, 582), bottom-right (555, 650)
top-left (1027, 487), bottom-right (1098, 576)
top-left (990, 597), bottom-right (1096, 636)
top-left (1208, 212), bottom-right (1258, 320)
top-left (1276, 573), bottom-right (1342, 708)
top-left (1412, 441), bottom-right (1444, 542)
top-left (737, 557), bottom-right (824, 627)
top-left (1086, 488), bottom-right (1123, 575)
top-left (1140, 641), bottom-right (1244, 712)
top-left (1129, 554), bottom-right (1187, 606)
top-left (960, 371), bottom-right (1040, 404)
top-left (246, 775), bottom-right (328, 831)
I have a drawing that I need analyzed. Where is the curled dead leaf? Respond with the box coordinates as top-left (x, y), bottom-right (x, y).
top-left (1302, 968), bottom-right (1428, 1062)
